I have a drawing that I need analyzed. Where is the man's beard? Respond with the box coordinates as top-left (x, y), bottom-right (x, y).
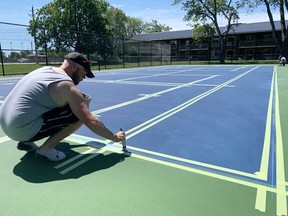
top-left (71, 69), bottom-right (81, 85)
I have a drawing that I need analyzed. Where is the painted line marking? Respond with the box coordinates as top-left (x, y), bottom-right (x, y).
top-left (255, 186), bottom-right (267, 212)
top-left (59, 134), bottom-right (288, 199)
top-left (0, 83), bottom-right (15, 86)
top-left (231, 65), bottom-right (250, 71)
top-left (59, 149), bottom-right (106, 174)
top-left (92, 75), bottom-right (218, 115)
top-left (0, 136), bottom-right (11, 143)
top-left (255, 66), bottom-right (275, 179)
top-left (54, 147), bottom-right (96, 169)
top-left (113, 68), bottom-right (203, 82)
top-left (274, 68), bottom-right (288, 216)
top-left (191, 83), bottom-right (234, 88)
top-left (255, 66), bottom-right (275, 213)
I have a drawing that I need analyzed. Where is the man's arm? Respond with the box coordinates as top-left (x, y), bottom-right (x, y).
top-left (54, 81), bottom-right (124, 142)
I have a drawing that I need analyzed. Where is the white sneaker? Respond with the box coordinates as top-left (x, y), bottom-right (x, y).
top-left (35, 148), bottom-right (66, 161)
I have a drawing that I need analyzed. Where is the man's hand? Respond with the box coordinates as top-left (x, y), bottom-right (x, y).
top-left (113, 129), bottom-right (126, 142)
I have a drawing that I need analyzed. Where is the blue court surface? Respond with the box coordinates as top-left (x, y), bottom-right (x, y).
top-left (1, 65), bottom-right (287, 216)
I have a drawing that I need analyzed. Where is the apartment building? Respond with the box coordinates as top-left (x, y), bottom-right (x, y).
top-left (131, 21), bottom-right (283, 62)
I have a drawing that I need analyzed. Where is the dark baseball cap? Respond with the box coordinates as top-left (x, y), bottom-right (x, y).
top-left (64, 52), bottom-right (94, 78)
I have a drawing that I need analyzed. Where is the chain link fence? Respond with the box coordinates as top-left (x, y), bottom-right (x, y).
top-left (0, 22), bottom-right (171, 76)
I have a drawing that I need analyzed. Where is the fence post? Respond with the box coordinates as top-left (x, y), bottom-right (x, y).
top-left (138, 40), bottom-right (140, 67)
top-left (0, 43), bottom-right (4, 76)
top-left (151, 43), bottom-right (153, 66)
top-left (122, 38), bottom-right (125, 68)
top-left (43, 28), bottom-right (48, 65)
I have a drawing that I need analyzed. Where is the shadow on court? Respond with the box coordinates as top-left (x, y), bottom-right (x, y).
top-left (13, 142), bottom-right (130, 183)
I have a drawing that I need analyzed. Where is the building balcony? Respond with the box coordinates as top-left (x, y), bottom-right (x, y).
top-left (239, 40), bottom-right (277, 48)
top-left (178, 44), bottom-right (209, 50)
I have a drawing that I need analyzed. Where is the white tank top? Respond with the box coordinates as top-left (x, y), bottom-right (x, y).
top-left (0, 66), bottom-right (72, 141)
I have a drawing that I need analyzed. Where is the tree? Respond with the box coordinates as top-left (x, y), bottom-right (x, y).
top-left (192, 24), bottom-right (215, 43)
top-left (173, 0), bottom-right (239, 63)
top-left (28, 0), bottom-right (111, 55)
top-left (20, 50), bottom-right (32, 58)
top-left (9, 52), bottom-right (21, 62)
top-left (106, 6), bottom-right (129, 39)
top-left (126, 17), bottom-right (146, 38)
top-left (192, 24), bottom-right (216, 61)
top-left (239, 0), bottom-right (288, 57)
top-left (143, 19), bottom-right (172, 33)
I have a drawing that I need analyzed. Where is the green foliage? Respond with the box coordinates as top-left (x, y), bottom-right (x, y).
top-left (173, 0), bottom-right (239, 26)
top-left (143, 19), bottom-right (172, 33)
top-left (192, 24), bottom-right (215, 42)
top-left (28, 0), bottom-right (172, 56)
top-left (9, 52), bottom-right (21, 62)
top-left (106, 6), bottom-right (129, 38)
top-left (173, 0), bottom-right (240, 63)
top-left (238, 0), bottom-right (288, 56)
top-left (126, 17), bottom-right (146, 38)
top-left (28, 0), bottom-right (111, 54)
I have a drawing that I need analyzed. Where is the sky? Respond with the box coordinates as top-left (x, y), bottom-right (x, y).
top-left (0, 0), bottom-right (281, 51)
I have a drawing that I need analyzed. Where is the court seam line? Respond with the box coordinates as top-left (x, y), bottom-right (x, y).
top-left (59, 66), bottom-right (261, 177)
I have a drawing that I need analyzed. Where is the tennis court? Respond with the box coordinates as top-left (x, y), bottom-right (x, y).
top-left (1, 65), bottom-right (287, 216)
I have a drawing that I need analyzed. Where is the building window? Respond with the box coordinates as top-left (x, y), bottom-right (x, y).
top-left (227, 36), bottom-right (236, 46)
top-left (245, 35), bottom-right (255, 41)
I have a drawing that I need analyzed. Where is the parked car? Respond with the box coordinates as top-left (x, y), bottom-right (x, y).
top-left (17, 58), bottom-right (29, 63)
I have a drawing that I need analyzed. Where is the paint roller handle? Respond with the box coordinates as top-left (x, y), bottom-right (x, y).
top-left (120, 128), bottom-right (126, 150)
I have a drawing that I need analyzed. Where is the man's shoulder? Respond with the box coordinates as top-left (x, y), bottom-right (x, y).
top-left (49, 80), bottom-right (78, 106)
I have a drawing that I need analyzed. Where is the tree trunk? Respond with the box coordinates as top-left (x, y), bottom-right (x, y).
top-left (219, 37), bottom-right (226, 64)
top-left (263, 0), bottom-right (282, 55)
top-left (280, 0), bottom-right (287, 56)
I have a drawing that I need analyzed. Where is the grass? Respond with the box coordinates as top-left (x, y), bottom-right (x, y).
top-left (0, 64), bottom-right (44, 76)
top-left (0, 60), bottom-right (279, 76)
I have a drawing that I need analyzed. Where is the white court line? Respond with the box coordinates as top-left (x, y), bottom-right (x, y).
top-left (114, 68), bottom-right (202, 82)
top-left (0, 83), bottom-right (15, 86)
top-left (54, 147), bottom-right (97, 169)
top-left (274, 68), bottom-right (288, 216)
top-left (90, 80), bottom-right (184, 87)
top-left (254, 66), bottom-right (276, 212)
top-left (92, 75), bottom-right (218, 115)
top-left (231, 65), bottom-right (251, 72)
top-left (0, 136), bottom-right (11, 143)
top-left (59, 149), bottom-right (106, 174)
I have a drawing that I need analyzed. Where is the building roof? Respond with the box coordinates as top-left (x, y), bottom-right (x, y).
top-left (131, 20), bottom-right (283, 42)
